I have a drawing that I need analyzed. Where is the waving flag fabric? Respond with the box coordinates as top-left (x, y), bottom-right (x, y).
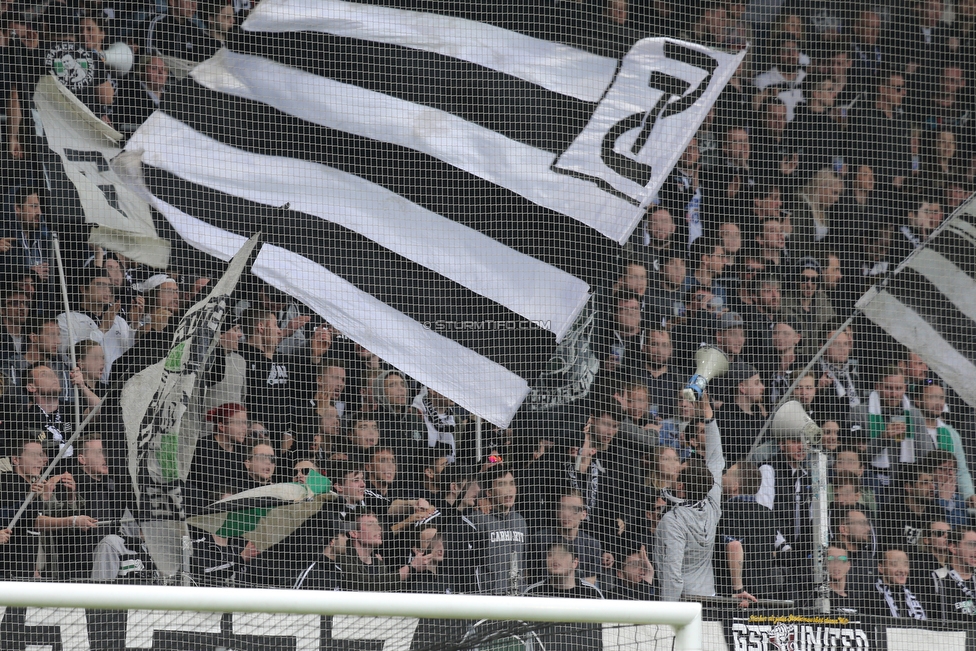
top-left (857, 198), bottom-right (976, 410)
top-left (120, 0), bottom-right (744, 427)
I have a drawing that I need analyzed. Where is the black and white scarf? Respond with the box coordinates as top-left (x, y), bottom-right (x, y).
top-left (876, 579), bottom-right (926, 620)
top-left (819, 359), bottom-right (861, 408)
top-left (412, 387), bottom-right (456, 462)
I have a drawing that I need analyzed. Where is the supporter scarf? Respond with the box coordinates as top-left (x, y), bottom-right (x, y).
top-left (876, 579), bottom-right (926, 620)
top-left (412, 388), bottom-right (456, 462)
top-left (867, 393), bottom-right (912, 440)
top-left (948, 569), bottom-right (976, 601)
top-left (819, 359), bottom-right (860, 407)
top-left (934, 419), bottom-right (955, 454)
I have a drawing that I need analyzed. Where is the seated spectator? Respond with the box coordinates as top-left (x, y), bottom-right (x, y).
top-left (104, 54), bottom-right (167, 135)
top-left (526, 489), bottom-right (602, 587)
top-left (826, 544), bottom-right (859, 614)
top-left (719, 462), bottom-right (777, 599)
top-left (831, 471), bottom-right (869, 512)
top-left (930, 527), bottom-right (976, 621)
top-left (145, 0), bottom-right (222, 63)
top-left (53, 435), bottom-right (136, 580)
top-left (862, 548), bottom-right (928, 620)
top-left (470, 464), bottom-right (528, 595)
top-left (0, 438), bottom-right (97, 581)
top-left (601, 542), bottom-right (655, 600)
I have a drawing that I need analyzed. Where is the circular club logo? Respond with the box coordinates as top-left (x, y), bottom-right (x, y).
top-left (46, 42), bottom-right (98, 92)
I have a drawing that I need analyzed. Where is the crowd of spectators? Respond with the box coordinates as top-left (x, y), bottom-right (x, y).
top-left (1, 0), bottom-right (976, 641)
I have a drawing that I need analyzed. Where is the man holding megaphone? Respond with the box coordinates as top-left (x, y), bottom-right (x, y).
top-left (654, 392), bottom-right (758, 609)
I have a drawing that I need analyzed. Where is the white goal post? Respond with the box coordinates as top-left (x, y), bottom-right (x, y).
top-left (0, 581), bottom-right (703, 651)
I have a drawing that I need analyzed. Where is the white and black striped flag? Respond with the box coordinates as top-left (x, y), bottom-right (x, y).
top-left (119, 0), bottom-right (744, 427)
top-left (857, 197), bottom-right (976, 409)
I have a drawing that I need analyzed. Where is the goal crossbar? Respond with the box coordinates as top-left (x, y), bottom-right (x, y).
top-left (0, 581), bottom-right (703, 651)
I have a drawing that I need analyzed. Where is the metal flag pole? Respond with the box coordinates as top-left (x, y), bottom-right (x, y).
top-left (51, 232), bottom-right (81, 436)
top-left (3, 401), bottom-right (104, 532)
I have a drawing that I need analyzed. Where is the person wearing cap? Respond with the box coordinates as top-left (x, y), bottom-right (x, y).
top-left (57, 267), bottom-right (136, 383)
top-left (784, 257), bottom-right (838, 361)
top-left (715, 361), bottom-right (766, 464)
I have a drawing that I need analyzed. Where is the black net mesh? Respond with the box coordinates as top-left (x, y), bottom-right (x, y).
top-left (2, 0), bottom-right (976, 649)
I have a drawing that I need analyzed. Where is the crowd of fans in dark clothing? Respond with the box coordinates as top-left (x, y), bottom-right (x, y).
top-left (2, 0), bottom-right (976, 638)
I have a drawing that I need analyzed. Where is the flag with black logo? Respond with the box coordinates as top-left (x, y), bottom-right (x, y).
top-left (857, 198), bottom-right (976, 409)
top-left (118, 0), bottom-right (745, 427)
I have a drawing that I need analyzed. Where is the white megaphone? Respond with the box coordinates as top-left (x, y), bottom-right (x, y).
top-left (103, 42), bottom-right (134, 75)
top-left (681, 346), bottom-right (729, 402)
top-left (771, 400), bottom-right (823, 446)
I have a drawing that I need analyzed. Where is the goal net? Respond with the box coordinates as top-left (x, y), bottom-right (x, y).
top-left (2, 0), bottom-right (976, 650)
top-left (0, 583), bottom-right (699, 650)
